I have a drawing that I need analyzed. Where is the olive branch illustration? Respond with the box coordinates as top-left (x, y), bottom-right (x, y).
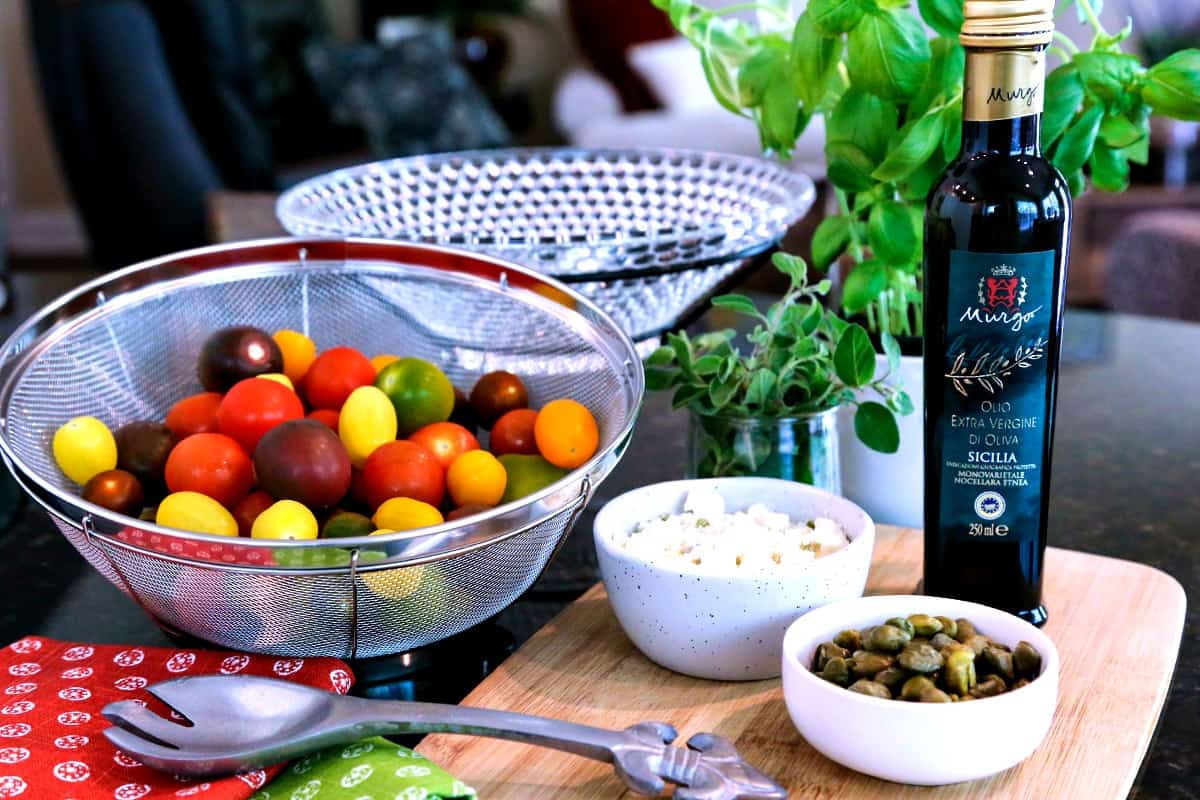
top-left (945, 337), bottom-right (1047, 397)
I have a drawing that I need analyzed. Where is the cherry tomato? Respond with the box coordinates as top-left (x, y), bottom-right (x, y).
top-left (446, 504), bottom-right (491, 521)
top-left (361, 440), bottom-right (444, 510)
top-left (322, 510), bottom-right (374, 539)
top-left (257, 373), bottom-right (294, 391)
top-left (273, 329), bottom-right (317, 384)
top-left (164, 432), bottom-right (254, 507)
top-left (304, 346), bottom-right (376, 410)
top-left (233, 490), bottom-right (274, 537)
top-left (409, 422), bottom-right (479, 470)
top-left (82, 469), bottom-right (145, 516)
top-left (198, 326), bottom-right (283, 392)
top-left (216, 377), bottom-right (304, 453)
top-left (115, 421), bottom-right (176, 498)
top-left (469, 371), bottom-right (528, 426)
top-left (53, 416), bottom-right (118, 485)
top-left (374, 357), bottom-right (455, 436)
top-left (255, 419), bottom-right (351, 508)
top-left (534, 399), bottom-right (599, 469)
top-left (251, 499), bottom-right (319, 540)
top-left (370, 353), bottom-right (399, 374)
top-left (308, 409), bottom-right (340, 430)
top-left (157, 491), bottom-right (239, 537)
top-left (446, 450), bottom-right (507, 508)
top-left (449, 386), bottom-right (479, 432)
top-left (165, 392), bottom-right (223, 439)
top-left (339, 386), bottom-right (398, 467)
top-left (489, 408), bottom-right (539, 456)
top-left (372, 497), bottom-right (444, 531)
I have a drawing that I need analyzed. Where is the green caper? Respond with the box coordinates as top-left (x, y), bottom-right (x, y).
top-left (847, 679), bottom-right (892, 699)
top-left (981, 646), bottom-right (1015, 682)
top-left (885, 617), bottom-right (916, 637)
top-left (930, 632), bottom-right (957, 651)
top-left (963, 634), bottom-right (991, 656)
top-left (900, 675), bottom-right (935, 701)
top-left (897, 642), bottom-right (944, 673)
top-left (954, 618), bottom-right (978, 643)
top-left (935, 616), bottom-right (958, 639)
top-left (919, 685), bottom-right (952, 703)
top-left (969, 674), bottom-right (1008, 698)
top-left (833, 629), bottom-right (862, 652)
top-left (874, 666), bottom-right (907, 691)
top-left (1013, 641), bottom-right (1042, 679)
top-left (907, 613), bottom-right (943, 637)
top-left (812, 641), bottom-right (850, 672)
top-left (850, 650), bottom-right (895, 677)
top-left (943, 647), bottom-right (977, 695)
top-left (868, 624), bottom-right (911, 652)
top-left (819, 656), bottom-right (852, 686)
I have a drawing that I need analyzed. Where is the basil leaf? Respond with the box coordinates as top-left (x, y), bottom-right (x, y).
top-left (761, 66), bottom-right (802, 154)
top-left (809, 0), bottom-right (866, 35)
top-left (791, 12), bottom-right (843, 110)
top-left (917, 0), bottom-right (964, 39)
top-left (867, 200), bottom-right (919, 265)
top-left (1052, 103), bottom-right (1104, 176)
top-left (711, 294), bottom-right (762, 317)
top-left (834, 323), bottom-right (876, 387)
top-left (737, 41), bottom-right (786, 107)
top-left (1073, 51), bottom-right (1143, 104)
top-left (826, 140), bottom-right (878, 192)
top-left (1042, 65), bottom-right (1085, 148)
top-left (1089, 142), bottom-right (1129, 192)
top-left (901, 154), bottom-right (947, 202)
top-left (855, 401), bottom-right (901, 453)
top-left (873, 109), bottom-right (946, 182)
top-left (829, 89), bottom-right (899, 164)
top-left (841, 259), bottom-right (888, 315)
top-left (847, 8), bottom-right (931, 102)
top-left (646, 346), bottom-right (675, 367)
top-left (942, 103), bottom-right (963, 161)
top-left (1122, 133), bottom-right (1150, 166)
top-left (1099, 111), bottom-right (1143, 149)
top-left (1142, 49), bottom-right (1200, 121)
top-left (1065, 169), bottom-right (1086, 198)
top-left (812, 215), bottom-right (853, 270)
top-left (910, 36), bottom-right (965, 120)
top-left (881, 330), bottom-right (902, 374)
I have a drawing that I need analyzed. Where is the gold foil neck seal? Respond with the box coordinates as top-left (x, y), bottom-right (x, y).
top-left (961, 0), bottom-right (1055, 48)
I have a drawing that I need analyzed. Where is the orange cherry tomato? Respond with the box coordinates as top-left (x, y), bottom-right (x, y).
top-left (216, 378), bottom-right (304, 453)
top-left (361, 440), bottom-right (444, 510)
top-left (232, 490), bottom-right (274, 537)
top-left (446, 450), bottom-right (507, 508)
top-left (164, 432), bottom-right (254, 507)
top-left (272, 329), bottom-right (317, 384)
top-left (165, 392), bottom-right (223, 439)
top-left (489, 408), bottom-right (539, 456)
top-left (534, 399), bottom-right (599, 469)
top-left (409, 422), bottom-right (480, 470)
top-left (307, 409), bottom-right (340, 431)
top-left (370, 353), bottom-right (399, 374)
top-left (303, 347), bottom-right (376, 410)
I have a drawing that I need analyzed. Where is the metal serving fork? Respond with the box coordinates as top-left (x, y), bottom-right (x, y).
top-left (103, 676), bottom-right (787, 800)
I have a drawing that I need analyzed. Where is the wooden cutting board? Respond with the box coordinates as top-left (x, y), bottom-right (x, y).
top-left (417, 526), bottom-right (1186, 798)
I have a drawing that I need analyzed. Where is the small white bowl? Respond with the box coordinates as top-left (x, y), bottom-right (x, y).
top-left (593, 477), bottom-right (875, 680)
top-left (781, 594), bottom-right (1059, 785)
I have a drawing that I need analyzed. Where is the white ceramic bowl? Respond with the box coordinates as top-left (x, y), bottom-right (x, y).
top-left (782, 594), bottom-right (1059, 785)
top-left (593, 477), bottom-right (875, 680)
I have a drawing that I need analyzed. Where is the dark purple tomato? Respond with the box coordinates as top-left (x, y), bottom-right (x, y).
top-left (82, 469), bottom-right (145, 516)
top-left (253, 419), bottom-right (351, 509)
top-left (115, 421), bottom-right (176, 498)
top-left (449, 386), bottom-right (480, 432)
top-left (197, 327), bottom-right (283, 392)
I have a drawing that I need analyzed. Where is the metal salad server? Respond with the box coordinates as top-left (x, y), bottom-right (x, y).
top-left (102, 676), bottom-right (787, 800)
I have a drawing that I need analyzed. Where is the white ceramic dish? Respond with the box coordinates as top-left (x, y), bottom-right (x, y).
top-left (781, 594), bottom-right (1059, 785)
top-left (593, 477), bottom-right (875, 680)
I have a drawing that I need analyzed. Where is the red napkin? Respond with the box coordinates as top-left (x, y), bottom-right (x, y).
top-left (0, 637), bottom-right (354, 800)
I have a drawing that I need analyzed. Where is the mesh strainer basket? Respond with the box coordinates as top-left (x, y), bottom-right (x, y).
top-left (0, 239), bottom-right (642, 659)
top-left (275, 148), bottom-right (816, 342)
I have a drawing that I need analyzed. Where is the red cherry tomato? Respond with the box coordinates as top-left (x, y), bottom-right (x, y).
top-left (232, 490), bottom-right (274, 537)
top-left (303, 347), bottom-right (375, 410)
top-left (489, 408), bottom-right (539, 456)
top-left (361, 440), bottom-right (444, 510)
top-left (164, 433), bottom-right (254, 507)
top-left (216, 378), bottom-right (304, 453)
top-left (408, 422), bottom-right (480, 471)
top-left (308, 409), bottom-right (340, 431)
top-left (165, 392), bottom-right (223, 439)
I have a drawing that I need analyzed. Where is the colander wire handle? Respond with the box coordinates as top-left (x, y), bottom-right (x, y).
top-left (82, 514), bottom-right (157, 630)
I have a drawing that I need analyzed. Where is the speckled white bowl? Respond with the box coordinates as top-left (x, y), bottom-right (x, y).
top-left (593, 477), bottom-right (875, 680)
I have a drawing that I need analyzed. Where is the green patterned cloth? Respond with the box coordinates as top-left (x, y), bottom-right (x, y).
top-left (251, 737), bottom-right (477, 800)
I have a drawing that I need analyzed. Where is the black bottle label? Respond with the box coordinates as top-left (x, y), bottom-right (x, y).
top-left (938, 249), bottom-right (1055, 542)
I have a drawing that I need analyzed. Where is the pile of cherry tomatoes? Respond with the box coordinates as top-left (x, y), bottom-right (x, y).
top-left (51, 325), bottom-right (600, 541)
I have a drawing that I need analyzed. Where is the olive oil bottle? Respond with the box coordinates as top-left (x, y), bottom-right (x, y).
top-left (923, 0), bottom-right (1070, 625)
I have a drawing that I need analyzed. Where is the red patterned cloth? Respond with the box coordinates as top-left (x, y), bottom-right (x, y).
top-left (0, 637), bottom-right (353, 800)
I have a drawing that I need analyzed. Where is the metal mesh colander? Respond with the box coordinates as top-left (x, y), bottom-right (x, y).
top-left (0, 239), bottom-right (642, 658)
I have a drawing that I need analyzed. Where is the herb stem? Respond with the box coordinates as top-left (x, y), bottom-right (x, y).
top-left (1052, 30), bottom-right (1080, 54)
top-left (834, 189), bottom-right (865, 261)
top-left (707, 2), bottom-right (789, 22)
top-left (1075, 0), bottom-right (1107, 37)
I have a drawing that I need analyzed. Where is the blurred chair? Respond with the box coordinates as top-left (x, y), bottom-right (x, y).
top-left (1103, 210), bottom-right (1200, 323)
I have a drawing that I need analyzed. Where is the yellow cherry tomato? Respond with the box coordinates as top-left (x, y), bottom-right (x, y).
top-left (372, 497), bottom-right (444, 531)
top-left (272, 329), bottom-right (317, 384)
top-left (534, 399), bottom-right (599, 469)
top-left (250, 499), bottom-right (319, 540)
top-left (446, 450), bottom-right (507, 508)
top-left (53, 416), bottom-right (118, 485)
top-left (156, 491), bottom-right (238, 537)
top-left (370, 529), bottom-right (396, 535)
top-left (370, 353), bottom-right (399, 374)
top-left (339, 386), bottom-right (398, 468)
top-left (256, 373), bottom-right (294, 390)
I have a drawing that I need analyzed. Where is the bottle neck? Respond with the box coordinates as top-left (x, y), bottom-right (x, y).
top-left (961, 115), bottom-right (1042, 157)
top-left (960, 46), bottom-right (1047, 157)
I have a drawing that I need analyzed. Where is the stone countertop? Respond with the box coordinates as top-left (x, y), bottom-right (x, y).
top-left (0, 268), bottom-right (1193, 798)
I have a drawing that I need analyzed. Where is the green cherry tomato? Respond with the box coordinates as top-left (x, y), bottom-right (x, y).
top-left (374, 358), bottom-right (455, 436)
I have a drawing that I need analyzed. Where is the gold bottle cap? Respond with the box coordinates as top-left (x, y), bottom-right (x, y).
top-left (961, 0), bottom-right (1055, 48)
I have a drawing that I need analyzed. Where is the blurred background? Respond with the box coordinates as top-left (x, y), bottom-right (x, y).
top-left (0, 0), bottom-right (1198, 319)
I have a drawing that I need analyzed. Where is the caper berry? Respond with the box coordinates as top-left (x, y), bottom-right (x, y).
top-left (970, 674), bottom-right (1008, 699)
top-left (850, 650), bottom-right (895, 677)
top-left (954, 618), bottom-right (978, 643)
top-left (898, 642), bottom-right (944, 673)
top-left (874, 666), bottom-right (907, 691)
top-left (943, 647), bottom-right (977, 695)
top-left (819, 656), bottom-right (852, 686)
top-left (919, 685), bottom-right (953, 703)
top-left (812, 641), bottom-right (849, 672)
top-left (935, 616), bottom-right (958, 639)
top-left (981, 646), bottom-right (1016, 682)
top-left (1013, 641), bottom-right (1042, 679)
top-left (833, 629), bottom-right (862, 652)
top-left (885, 616), bottom-right (916, 637)
top-left (900, 675), bottom-right (935, 701)
top-left (963, 634), bottom-right (991, 656)
top-left (847, 679), bottom-right (892, 699)
top-left (907, 613), bottom-right (943, 637)
top-left (930, 632), bottom-right (957, 651)
top-left (868, 624), bottom-right (911, 653)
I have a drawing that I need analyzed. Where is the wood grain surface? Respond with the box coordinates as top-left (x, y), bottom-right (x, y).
top-left (417, 526), bottom-right (1186, 798)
